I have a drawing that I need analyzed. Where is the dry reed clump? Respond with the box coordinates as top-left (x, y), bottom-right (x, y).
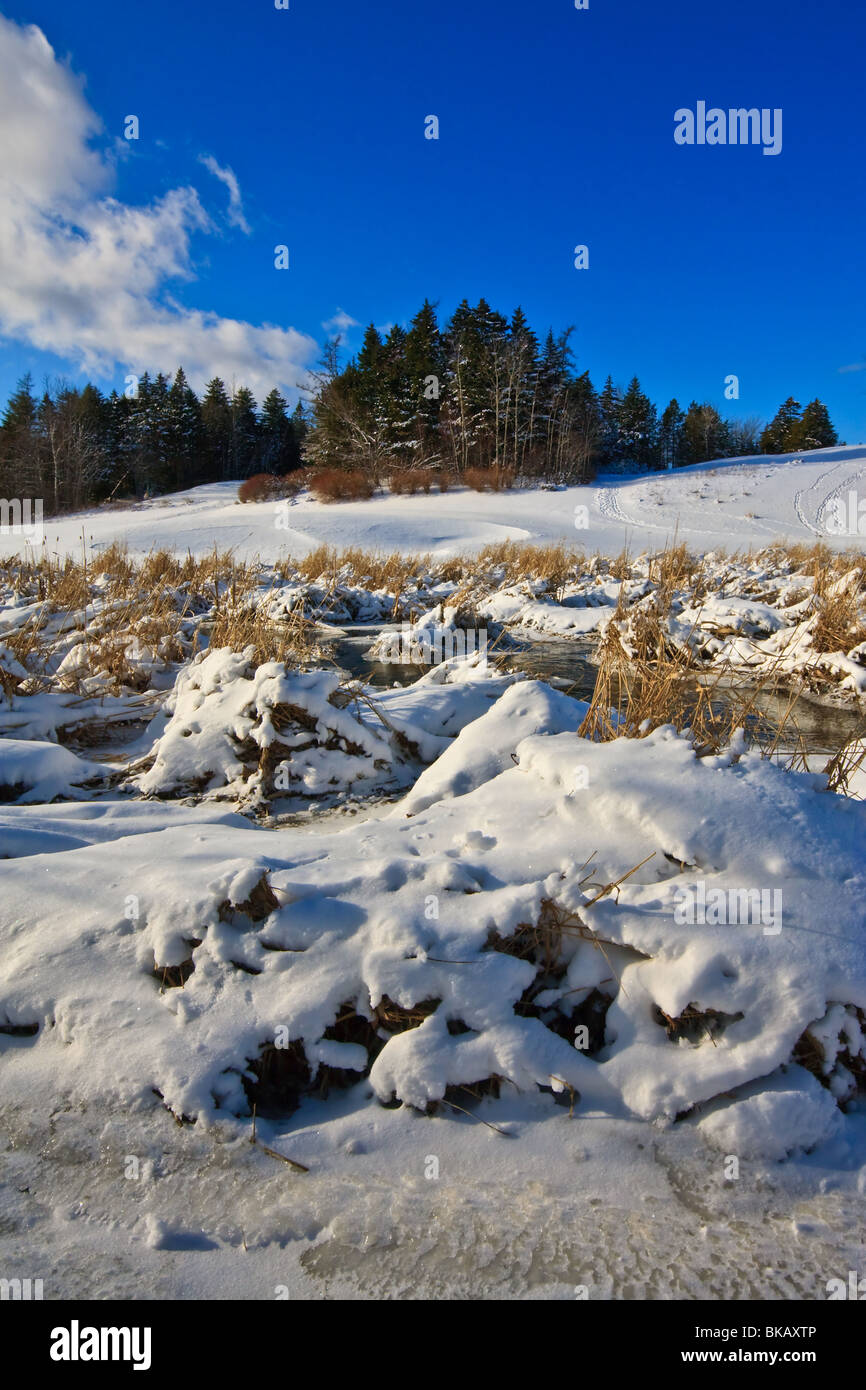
top-left (811, 584), bottom-right (866, 655)
top-left (0, 544), bottom-right (260, 694)
top-left (208, 597), bottom-right (319, 667)
top-left (792, 1005), bottom-right (866, 1102)
top-left (469, 540), bottom-right (584, 589)
top-left (646, 541), bottom-right (702, 609)
top-left (578, 617), bottom-right (808, 759)
top-left (286, 545), bottom-right (430, 617)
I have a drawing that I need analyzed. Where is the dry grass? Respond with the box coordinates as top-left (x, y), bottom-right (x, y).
top-left (578, 616), bottom-right (808, 759)
top-left (209, 596), bottom-right (319, 666)
top-left (0, 543), bottom-right (262, 693)
top-left (812, 585), bottom-right (866, 655)
top-left (469, 540), bottom-right (584, 589)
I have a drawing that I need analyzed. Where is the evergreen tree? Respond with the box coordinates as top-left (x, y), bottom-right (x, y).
top-left (760, 397), bottom-right (802, 453)
top-left (791, 399), bottom-right (837, 451)
top-left (682, 401), bottom-right (728, 465)
top-left (0, 373), bottom-right (41, 495)
top-left (260, 388), bottom-right (295, 473)
top-left (405, 300), bottom-right (444, 459)
top-left (658, 399), bottom-right (685, 469)
top-left (617, 376), bottom-right (658, 468)
top-left (201, 377), bottom-right (232, 480)
top-left (167, 367), bottom-right (203, 489)
top-left (597, 376), bottom-right (622, 467)
top-left (230, 386), bottom-right (259, 477)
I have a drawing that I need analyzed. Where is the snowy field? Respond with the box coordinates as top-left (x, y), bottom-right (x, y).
top-left (4, 445), bottom-right (866, 562)
top-left (1, 446), bottom-right (865, 1302)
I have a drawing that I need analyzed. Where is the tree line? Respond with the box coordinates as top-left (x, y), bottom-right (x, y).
top-left (305, 299), bottom-right (837, 480)
top-left (0, 370), bottom-right (308, 513)
top-left (0, 296), bottom-right (839, 513)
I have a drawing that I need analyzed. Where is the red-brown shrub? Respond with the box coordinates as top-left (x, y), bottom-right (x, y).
top-left (238, 474), bottom-right (282, 503)
top-left (464, 466), bottom-right (514, 493)
top-left (309, 469), bottom-right (374, 503)
top-left (389, 468), bottom-right (434, 496)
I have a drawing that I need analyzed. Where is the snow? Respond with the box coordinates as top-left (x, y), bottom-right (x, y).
top-left (0, 737), bottom-right (109, 802)
top-left (1, 446), bottom-right (865, 1298)
top-left (696, 1068), bottom-right (843, 1162)
top-left (1, 444), bottom-right (864, 562)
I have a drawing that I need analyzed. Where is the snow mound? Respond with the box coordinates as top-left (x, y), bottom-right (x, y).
top-left (135, 646), bottom-right (395, 804)
top-left (0, 738), bottom-right (109, 803)
top-left (135, 647), bottom-right (516, 806)
top-left (1, 693), bottom-right (864, 1153)
top-left (697, 1067), bottom-right (843, 1160)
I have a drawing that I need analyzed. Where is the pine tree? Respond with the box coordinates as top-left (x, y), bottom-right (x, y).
top-left (167, 368), bottom-right (202, 489)
top-left (791, 399), bottom-right (837, 451)
top-left (682, 401), bottom-right (727, 465)
top-left (201, 377), bottom-right (232, 480)
top-left (617, 376), bottom-right (658, 468)
top-left (658, 399), bottom-right (685, 469)
top-left (760, 397), bottom-right (802, 453)
top-left (504, 307), bottom-right (538, 473)
top-left (230, 386), bottom-right (259, 477)
top-left (0, 373), bottom-right (41, 496)
top-left (405, 300), bottom-right (444, 460)
top-left (260, 388), bottom-right (294, 473)
top-left (596, 376), bottom-right (622, 467)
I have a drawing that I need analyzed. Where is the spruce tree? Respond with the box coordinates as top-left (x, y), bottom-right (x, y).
top-left (760, 398), bottom-right (802, 453)
top-left (201, 377), bottom-right (232, 480)
top-left (260, 388), bottom-right (293, 473)
top-left (597, 376), bottom-right (622, 467)
top-left (658, 399), bottom-right (685, 468)
top-left (167, 368), bottom-right (202, 489)
top-left (617, 376), bottom-right (658, 468)
top-left (793, 399), bottom-right (837, 451)
top-left (230, 386), bottom-right (259, 477)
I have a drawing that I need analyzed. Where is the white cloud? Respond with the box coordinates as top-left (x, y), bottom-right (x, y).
top-left (322, 309), bottom-right (360, 338)
top-left (838, 362), bottom-right (866, 375)
top-left (0, 15), bottom-right (317, 400)
top-left (199, 154), bottom-right (251, 235)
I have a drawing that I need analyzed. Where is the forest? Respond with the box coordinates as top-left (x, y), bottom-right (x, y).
top-left (0, 298), bottom-right (838, 513)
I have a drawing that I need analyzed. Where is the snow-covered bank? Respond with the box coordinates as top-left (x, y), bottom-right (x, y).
top-left (2, 445), bottom-right (865, 562)
top-left (2, 683), bottom-right (865, 1138)
top-left (1, 466), bottom-right (865, 1300)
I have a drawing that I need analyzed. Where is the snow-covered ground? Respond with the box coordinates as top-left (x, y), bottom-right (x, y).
top-left (4, 445), bottom-right (866, 562)
top-left (1, 448), bottom-right (865, 1301)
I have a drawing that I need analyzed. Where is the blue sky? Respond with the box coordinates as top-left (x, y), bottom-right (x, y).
top-left (1, 0), bottom-right (865, 440)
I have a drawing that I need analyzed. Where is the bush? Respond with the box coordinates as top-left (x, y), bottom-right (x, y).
top-left (309, 469), bottom-right (374, 503)
top-left (238, 474), bottom-right (283, 503)
top-left (464, 466), bottom-right (514, 493)
top-left (389, 468), bottom-right (434, 496)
